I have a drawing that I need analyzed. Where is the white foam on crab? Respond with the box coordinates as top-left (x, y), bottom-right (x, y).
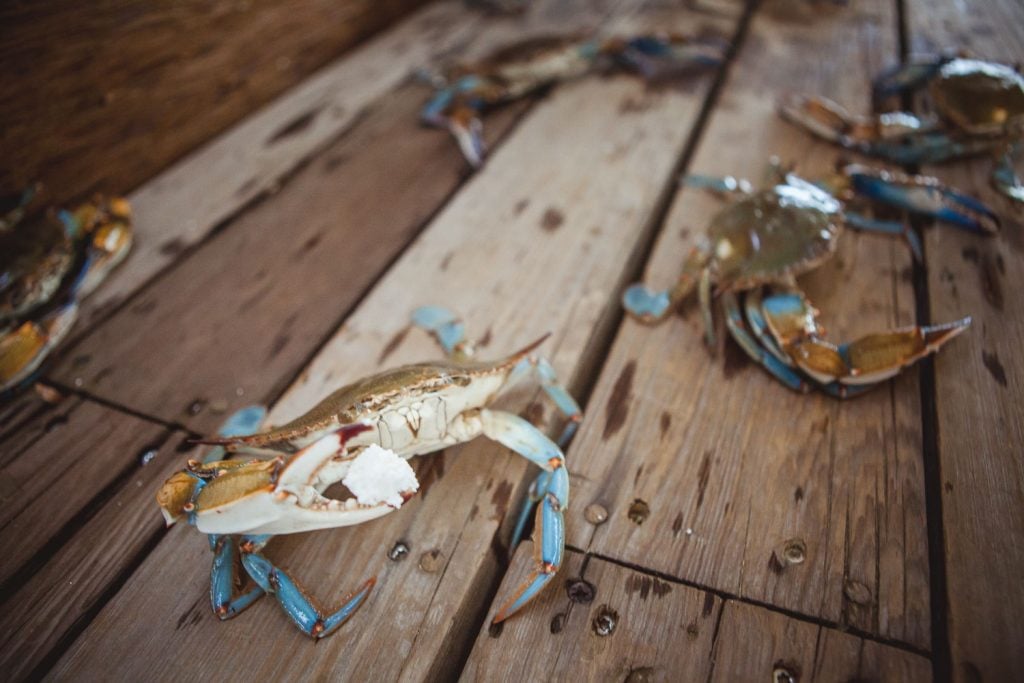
top-left (342, 444), bottom-right (419, 508)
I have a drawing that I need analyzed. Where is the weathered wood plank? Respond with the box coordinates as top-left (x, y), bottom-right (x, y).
top-left (0, 0), bottom-right (431, 210)
top-left (72, 0), bottom-right (619, 331)
top-left (464, 547), bottom-right (929, 681)
top-left (563, 0), bottom-right (932, 649)
top-left (904, 1), bottom-right (1024, 680)
top-left (0, 432), bottom-right (188, 682)
top-left (49, 83), bottom-right (531, 434)
top-left (710, 599), bottom-right (930, 681)
top-left (464, 547), bottom-right (721, 681)
top-left (51, 3), bottom-right (742, 679)
top-left (0, 395), bottom-right (168, 589)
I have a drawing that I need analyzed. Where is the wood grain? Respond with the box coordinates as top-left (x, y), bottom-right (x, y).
top-left (0, 395), bottom-right (168, 589)
top-left (464, 547), bottom-right (929, 681)
top-left (50, 2), bottom-right (741, 679)
top-left (563, 0), bottom-right (932, 649)
top-left (48, 82), bottom-right (531, 434)
top-left (904, 0), bottom-right (1024, 680)
top-left (0, 0), bottom-right (430, 209)
top-left (0, 431), bottom-right (190, 682)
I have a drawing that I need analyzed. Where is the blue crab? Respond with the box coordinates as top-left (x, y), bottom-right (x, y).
top-left (0, 188), bottom-right (132, 394)
top-left (421, 32), bottom-right (728, 166)
top-left (780, 55), bottom-right (1024, 202)
top-left (622, 162), bottom-right (997, 397)
top-left (156, 307), bottom-right (581, 638)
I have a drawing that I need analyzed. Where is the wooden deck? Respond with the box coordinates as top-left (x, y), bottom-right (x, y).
top-left (2, 0), bottom-right (1021, 680)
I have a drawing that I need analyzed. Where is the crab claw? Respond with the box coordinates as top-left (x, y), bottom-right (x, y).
top-left (0, 302), bottom-right (78, 394)
top-left (622, 284), bottom-right (672, 323)
top-left (761, 288), bottom-right (971, 387)
top-left (446, 107), bottom-right (486, 168)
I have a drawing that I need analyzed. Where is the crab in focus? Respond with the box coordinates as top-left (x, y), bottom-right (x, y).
top-left (1, 188), bottom-right (132, 394)
top-left (779, 55), bottom-right (1024, 202)
top-left (622, 161), bottom-right (997, 397)
top-left (421, 32), bottom-right (728, 166)
top-left (156, 307), bottom-right (582, 638)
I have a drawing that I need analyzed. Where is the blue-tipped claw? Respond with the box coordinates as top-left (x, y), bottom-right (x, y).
top-left (412, 305), bottom-right (467, 356)
top-left (623, 284), bottom-right (671, 322)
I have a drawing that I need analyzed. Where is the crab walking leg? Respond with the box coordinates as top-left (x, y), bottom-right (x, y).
top-left (742, 288), bottom-right (794, 366)
top-left (721, 292), bottom-right (809, 393)
top-left (412, 305), bottom-right (471, 358)
top-left (201, 405), bottom-right (268, 464)
top-left (479, 409), bottom-right (568, 623)
top-left (238, 535), bottom-right (375, 639)
top-left (842, 212), bottom-right (924, 263)
top-left (507, 357), bottom-right (583, 448)
top-left (993, 141), bottom-right (1024, 203)
top-left (209, 535), bottom-right (265, 619)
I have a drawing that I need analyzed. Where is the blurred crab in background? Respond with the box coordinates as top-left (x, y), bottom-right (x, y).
top-left (780, 54), bottom-right (1024, 202)
top-left (420, 32), bottom-right (729, 166)
top-left (622, 160), bottom-right (998, 397)
top-left (157, 306), bottom-right (581, 639)
top-left (0, 187), bottom-right (132, 394)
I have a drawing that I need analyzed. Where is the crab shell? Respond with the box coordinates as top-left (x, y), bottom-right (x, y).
top-left (930, 58), bottom-right (1024, 136)
top-left (697, 174), bottom-right (843, 290)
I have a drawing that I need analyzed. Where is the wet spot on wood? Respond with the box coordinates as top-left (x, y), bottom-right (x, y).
top-left (513, 198), bottom-right (529, 216)
top-left (944, 481), bottom-right (954, 493)
top-left (702, 592), bottom-right (715, 617)
top-left (159, 238), bottom-right (186, 256)
top-left (633, 465), bottom-right (643, 487)
top-left (685, 623), bottom-right (700, 640)
top-left (488, 621), bottom-right (504, 638)
top-left (695, 450), bottom-right (711, 510)
top-left (550, 613), bottom-right (566, 634)
top-left (625, 574), bottom-right (672, 599)
top-left (900, 266), bottom-right (914, 283)
top-left (540, 207), bottom-right (564, 232)
top-left (71, 354), bottom-right (92, 368)
top-left (491, 479), bottom-right (513, 520)
top-left (627, 498), bottom-right (649, 524)
top-left (961, 247), bottom-right (979, 263)
top-left (672, 512), bottom-right (684, 536)
top-left (299, 232), bottom-right (322, 253)
top-left (377, 325), bottom-right (410, 365)
top-left (131, 300), bottom-right (157, 316)
top-left (981, 350), bottom-right (1007, 387)
top-left (468, 504), bottom-right (478, 520)
top-left (619, 95), bottom-right (652, 114)
top-left (659, 412), bottom-right (671, 438)
top-left (794, 486), bottom-right (804, 503)
top-left (267, 106), bottom-right (322, 145)
top-left (267, 330), bottom-right (290, 359)
top-left (603, 361), bottom-right (635, 439)
top-left (323, 153), bottom-right (349, 173)
top-left (175, 597), bottom-right (204, 630)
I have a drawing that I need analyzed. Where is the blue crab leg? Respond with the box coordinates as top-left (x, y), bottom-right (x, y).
top-left (682, 173), bottom-right (753, 196)
top-left (201, 405), bottom-right (268, 464)
top-left (507, 357), bottom-right (582, 448)
top-left (845, 165), bottom-right (1000, 235)
top-left (993, 142), bottom-right (1024, 203)
top-left (742, 288), bottom-right (794, 366)
top-left (420, 75), bottom-right (487, 167)
top-left (871, 54), bottom-right (951, 103)
top-left (721, 292), bottom-right (809, 393)
top-left (239, 537), bottom-right (376, 639)
top-left (412, 305), bottom-right (469, 358)
top-left (480, 409), bottom-right (568, 623)
top-left (613, 35), bottom-right (726, 81)
top-left (842, 212), bottom-right (924, 262)
top-left (209, 535), bottom-right (265, 619)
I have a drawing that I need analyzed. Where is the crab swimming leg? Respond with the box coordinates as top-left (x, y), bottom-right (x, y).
top-left (721, 291), bottom-right (809, 393)
top-left (235, 534), bottom-right (376, 639)
top-left (479, 409), bottom-right (568, 623)
top-left (760, 286), bottom-right (971, 391)
top-left (208, 534), bottom-right (265, 619)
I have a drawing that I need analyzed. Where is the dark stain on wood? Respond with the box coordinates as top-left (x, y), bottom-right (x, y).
top-left (268, 331), bottom-right (291, 359)
top-left (540, 207), bottom-right (564, 232)
top-left (175, 596), bottom-right (204, 631)
top-left (721, 338), bottom-right (749, 379)
top-left (962, 246), bottom-right (1004, 310)
top-left (672, 512), bottom-right (684, 537)
top-left (618, 95), bottom-right (652, 114)
top-left (491, 479), bottom-right (513, 520)
top-left (159, 238), bottom-right (186, 256)
top-left (377, 325), bottom-right (411, 365)
top-left (659, 411), bottom-right (671, 438)
top-left (266, 106), bottom-right (323, 145)
top-left (323, 153), bottom-right (350, 173)
top-left (702, 592), bottom-right (715, 617)
top-left (794, 486), bottom-right (804, 503)
top-left (633, 465), bottom-right (644, 487)
top-left (416, 451), bottom-right (446, 498)
top-left (439, 251), bottom-right (454, 271)
top-left (603, 361), bottom-right (635, 440)
top-left (513, 198), bottom-right (529, 216)
top-left (981, 350), bottom-right (1007, 388)
top-left (695, 450), bottom-right (711, 510)
top-left (299, 232), bottom-right (323, 254)
top-left (625, 574), bottom-right (672, 600)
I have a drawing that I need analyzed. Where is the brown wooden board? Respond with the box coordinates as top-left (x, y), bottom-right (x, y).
top-left (0, 0), bottom-right (430, 209)
top-left (0, 393), bottom-right (168, 590)
top-left (48, 82), bottom-right (531, 435)
top-left (464, 546), bottom-right (929, 681)
top-left (0, 430), bottom-right (190, 682)
top-left (50, 2), bottom-right (742, 679)
top-left (903, 0), bottom-right (1024, 680)
top-left (74, 0), bottom-right (488, 330)
top-left (561, 0), bottom-right (933, 650)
